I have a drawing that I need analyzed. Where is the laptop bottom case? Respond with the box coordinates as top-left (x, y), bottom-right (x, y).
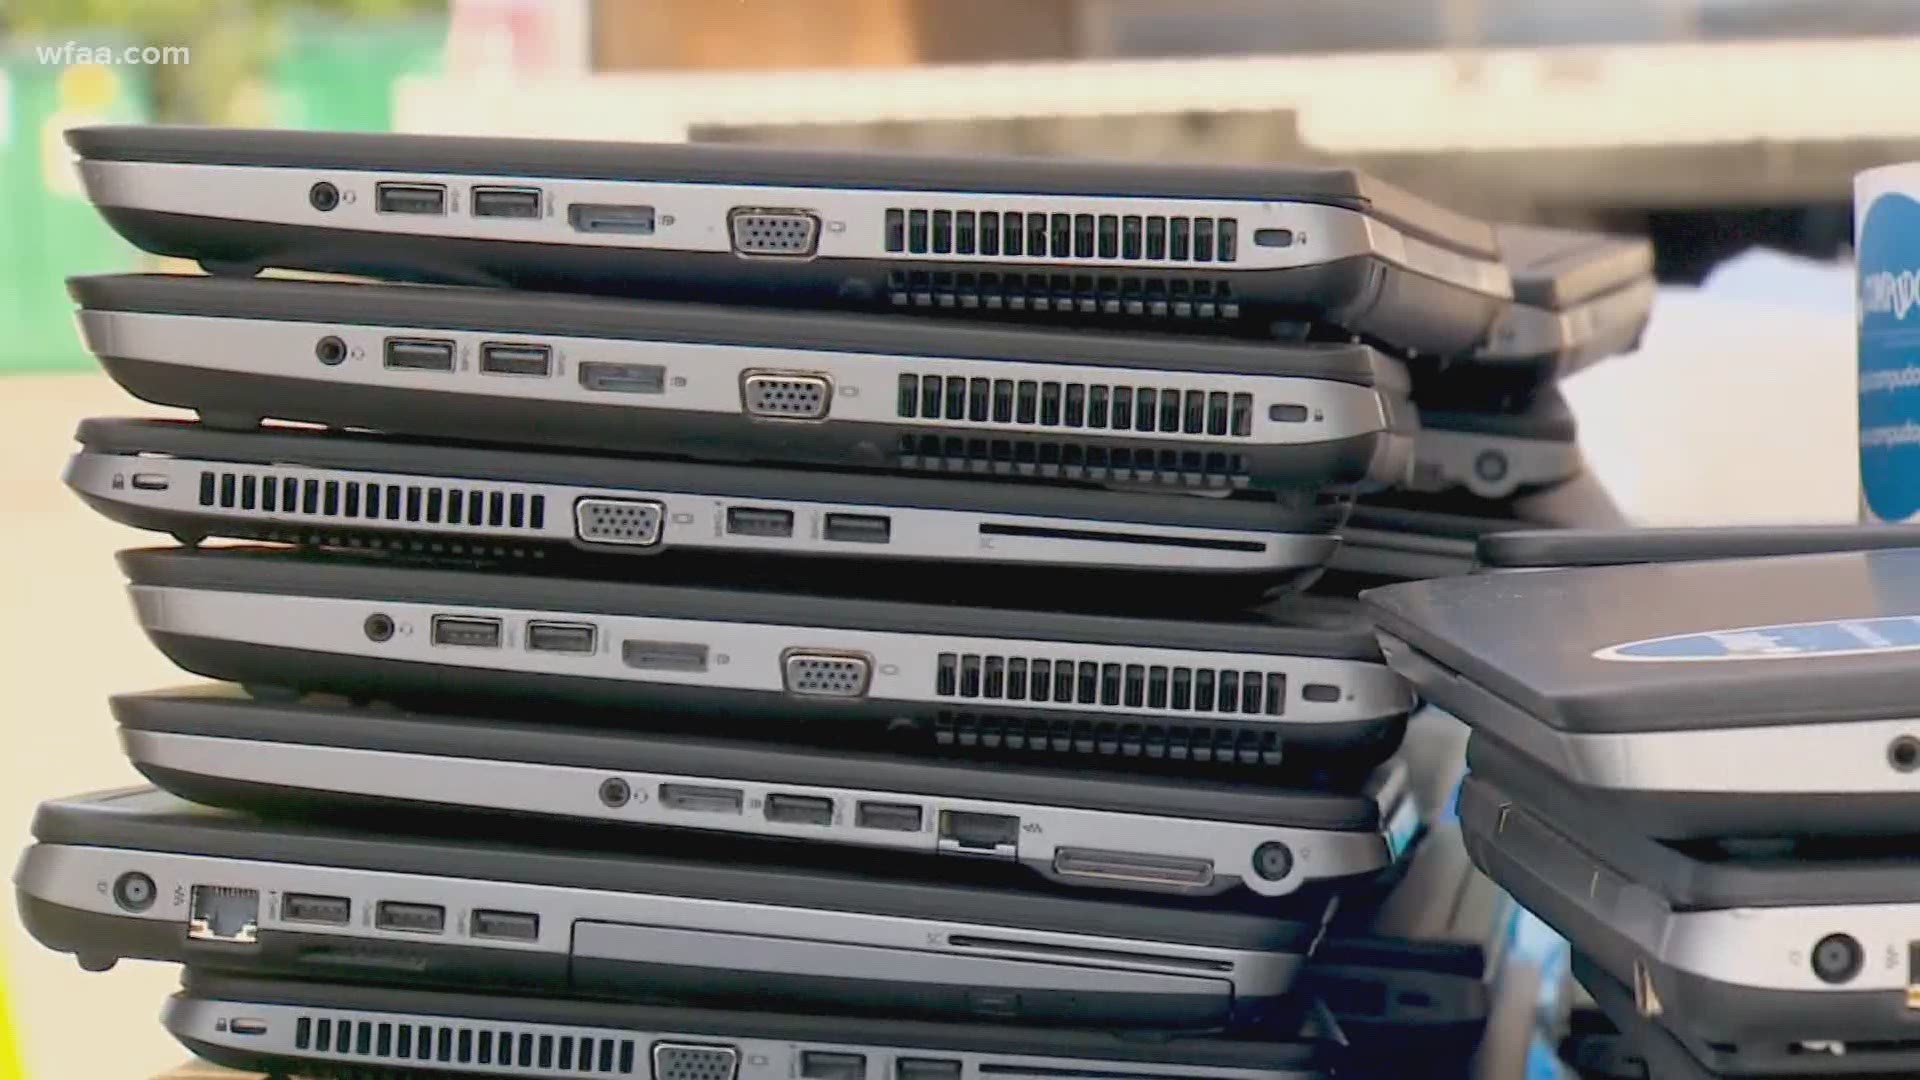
top-left (1459, 775), bottom-right (1920, 1070)
top-left (21, 788), bottom-right (1317, 1031)
top-left (114, 687), bottom-right (1415, 900)
top-left (168, 970), bottom-right (1336, 1080)
top-left (1572, 954), bottom-right (1920, 1080)
top-left (95, 201), bottom-right (1504, 357)
top-left (94, 351), bottom-right (1405, 498)
top-left (1391, 637), bottom-right (1920, 841)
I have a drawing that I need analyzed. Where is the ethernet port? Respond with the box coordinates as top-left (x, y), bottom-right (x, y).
top-left (188, 886), bottom-right (261, 944)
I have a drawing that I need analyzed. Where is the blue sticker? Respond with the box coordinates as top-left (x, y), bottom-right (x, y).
top-left (1858, 192), bottom-right (1920, 522)
top-left (1596, 616), bottom-right (1920, 662)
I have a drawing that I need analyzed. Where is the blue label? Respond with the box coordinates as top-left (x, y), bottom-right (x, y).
top-left (1597, 616), bottom-right (1920, 661)
top-left (1858, 192), bottom-right (1920, 522)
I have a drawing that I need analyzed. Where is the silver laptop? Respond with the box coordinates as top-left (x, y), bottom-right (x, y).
top-left (1460, 770), bottom-right (1920, 1072)
top-left (20, 788), bottom-right (1325, 1029)
top-left (72, 273), bottom-right (1416, 496)
top-left (1478, 224), bottom-right (1654, 376)
top-left (167, 971), bottom-right (1341, 1080)
top-left (68, 124), bottom-right (1511, 357)
top-left (70, 417), bottom-right (1343, 584)
top-left (1369, 546), bottom-right (1920, 838)
top-left (1403, 390), bottom-right (1582, 502)
top-left (120, 546), bottom-right (1416, 771)
top-left (114, 685), bottom-right (1420, 899)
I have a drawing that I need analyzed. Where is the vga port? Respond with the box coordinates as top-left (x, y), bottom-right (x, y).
top-left (653, 1043), bottom-right (741, 1080)
top-left (783, 651), bottom-right (872, 698)
top-left (742, 373), bottom-right (833, 419)
top-left (574, 497), bottom-right (665, 547)
top-left (729, 208), bottom-right (820, 258)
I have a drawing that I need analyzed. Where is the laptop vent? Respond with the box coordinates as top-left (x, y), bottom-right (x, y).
top-left (886, 270), bottom-right (1238, 319)
top-left (885, 208), bottom-right (1237, 264)
top-left (936, 653), bottom-right (1285, 716)
top-left (291, 1012), bottom-right (637, 1074)
top-left (898, 375), bottom-right (1254, 437)
top-left (896, 435), bottom-right (1249, 490)
top-left (935, 713), bottom-right (1284, 767)
top-left (197, 469), bottom-right (547, 531)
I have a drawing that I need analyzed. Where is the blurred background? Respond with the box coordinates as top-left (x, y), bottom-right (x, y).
top-left (0, 0), bottom-right (1892, 1076)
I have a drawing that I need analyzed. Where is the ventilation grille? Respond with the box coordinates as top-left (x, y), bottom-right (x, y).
top-left (896, 435), bottom-right (1249, 489)
top-left (886, 270), bottom-right (1238, 319)
top-left (936, 653), bottom-right (1285, 716)
top-left (885, 208), bottom-right (1237, 264)
top-left (198, 469), bottom-right (547, 531)
top-left (292, 1012), bottom-right (636, 1074)
top-left (898, 375), bottom-right (1253, 437)
top-left (935, 714), bottom-right (1284, 767)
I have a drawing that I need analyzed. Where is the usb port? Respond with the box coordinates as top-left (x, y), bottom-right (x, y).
top-left (384, 337), bottom-right (455, 372)
top-left (569, 203), bottom-right (657, 234)
top-left (579, 361), bottom-right (665, 394)
top-left (823, 514), bottom-right (890, 544)
top-left (622, 639), bottom-right (709, 672)
top-left (282, 893), bottom-right (351, 926)
top-left (765, 793), bottom-right (833, 826)
top-left (471, 186), bottom-right (541, 219)
top-left (431, 615), bottom-right (502, 648)
top-left (856, 802), bottom-right (923, 832)
top-left (726, 506), bottom-right (794, 538)
top-left (479, 341), bottom-right (552, 377)
top-left (375, 182), bottom-right (447, 215)
top-left (801, 1052), bottom-right (867, 1080)
top-left (527, 621), bottom-right (596, 655)
top-left (374, 901), bottom-right (445, 935)
top-left (660, 784), bottom-right (744, 815)
top-left (897, 1060), bottom-right (961, 1080)
top-left (471, 910), bottom-right (540, 942)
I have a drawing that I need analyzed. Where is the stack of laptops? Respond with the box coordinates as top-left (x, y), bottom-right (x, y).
top-left (1363, 529), bottom-right (1920, 1080)
top-left (1324, 225), bottom-right (1655, 594)
top-left (16, 125), bottom-right (1648, 1079)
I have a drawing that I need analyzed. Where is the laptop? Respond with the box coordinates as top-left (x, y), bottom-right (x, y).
top-left (1477, 522), bottom-right (1920, 571)
top-left (1305, 822), bottom-right (1514, 1063)
top-left (1404, 390), bottom-right (1582, 503)
top-left (71, 273), bottom-right (1416, 496)
top-left (1459, 771), bottom-right (1920, 1074)
top-left (113, 685), bottom-right (1420, 899)
top-left (1365, 547), bottom-right (1920, 838)
top-left (1569, 956), bottom-right (1723, 1080)
top-left (1475, 225), bottom-right (1654, 384)
top-left (166, 970), bottom-right (1342, 1080)
top-left (69, 417), bottom-right (1345, 586)
top-left (1558, 991), bottom-right (1647, 1080)
top-left (120, 546), bottom-right (1416, 771)
top-left (19, 787), bottom-right (1326, 1029)
top-left (67, 124), bottom-right (1511, 357)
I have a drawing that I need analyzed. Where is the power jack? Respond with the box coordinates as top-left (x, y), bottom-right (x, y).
top-left (1252, 842), bottom-right (1294, 882)
top-left (599, 777), bottom-right (632, 807)
top-left (112, 871), bottom-right (157, 912)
